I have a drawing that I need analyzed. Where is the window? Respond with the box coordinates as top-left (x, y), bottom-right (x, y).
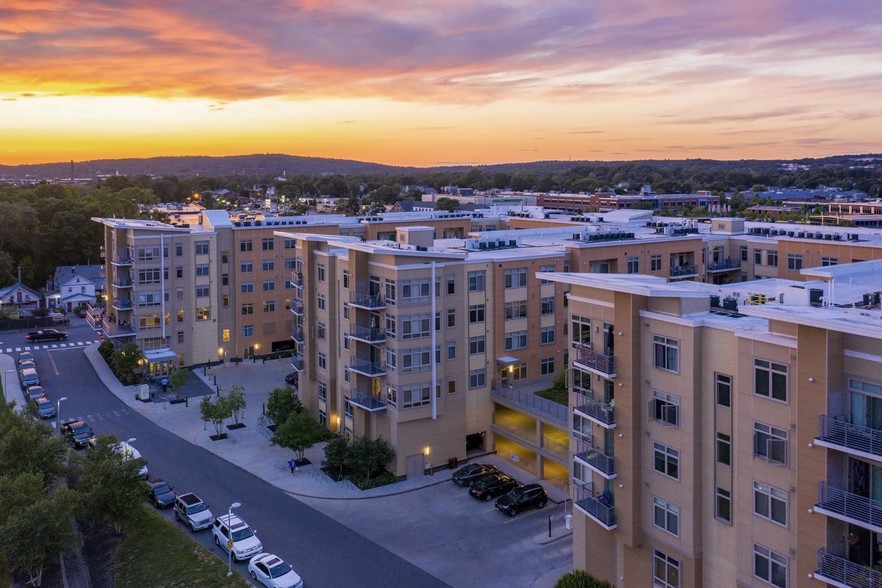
top-left (469, 304), bottom-right (485, 323)
top-left (572, 315), bottom-right (591, 345)
top-left (715, 373), bottom-right (732, 407)
top-left (512, 362), bottom-right (527, 381)
top-left (447, 308), bottom-right (456, 328)
top-left (469, 336), bottom-right (486, 355)
top-left (754, 422), bottom-right (788, 465)
top-left (195, 241), bottom-right (209, 255)
top-left (716, 433), bottom-right (731, 466)
top-left (222, 295), bottom-right (229, 307)
top-left (540, 326), bottom-right (556, 344)
top-left (222, 274), bottom-right (229, 286)
top-left (541, 297), bottom-right (555, 315)
top-left (448, 378), bottom-right (456, 394)
top-left (240, 262), bottom-right (253, 273)
top-left (241, 282), bottom-right (253, 294)
top-left (222, 329), bottom-right (230, 342)
top-left (385, 279), bottom-right (396, 304)
top-left (261, 237), bottom-right (274, 251)
top-left (653, 336), bottom-right (679, 372)
top-left (195, 264), bottom-right (209, 277)
top-left (221, 252), bottom-right (229, 264)
top-left (767, 250), bottom-right (778, 267)
top-left (177, 331), bottom-right (184, 343)
top-left (650, 255), bottom-right (663, 272)
top-left (317, 294), bottom-right (326, 311)
top-left (317, 263), bottom-right (325, 282)
top-left (469, 369), bottom-right (486, 389)
top-left (342, 304), bottom-right (349, 319)
top-left (177, 288), bottom-right (184, 300)
top-left (175, 243), bottom-right (183, 256)
top-left (401, 278), bottom-right (431, 302)
top-left (468, 271), bottom-right (486, 292)
top-left (653, 442), bottom-right (679, 479)
top-left (821, 256), bottom-right (838, 267)
top-left (627, 256), bottom-right (639, 273)
top-left (385, 349), bottom-right (396, 371)
top-left (740, 245), bottom-right (748, 261)
top-left (196, 285), bottom-right (209, 298)
top-left (138, 268), bottom-right (162, 284)
top-left (539, 265), bottom-right (555, 283)
top-left (716, 487), bottom-right (731, 523)
top-left (754, 481), bottom-right (787, 525)
top-left (241, 303), bottom-right (254, 315)
top-left (402, 314), bottom-right (431, 339)
top-left (754, 249), bottom-right (762, 264)
top-left (175, 266), bottom-right (183, 278)
top-left (316, 323), bottom-right (326, 339)
top-left (385, 315), bottom-right (396, 338)
top-left (284, 238), bottom-right (295, 250)
top-left (240, 239), bottom-right (252, 252)
top-left (504, 300), bottom-right (528, 320)
top-left (197, 308), bottom-right (209, 320)
top-left (754, 544), bottom-right (787, 588)
top-left (447, 275), bottom-right (455, 295)
top-left (755, 359), bottom-right (787, 402)
top-left (342, 270), bottom-right (349, 288)
top-left (653, 497), bottom-right (679, 536)
top-left (262, 259), bottom-right (274, 271)
top-left (262, 280), bottom-right (275, 292)
top-left (447, 341), bottom-right (456, 360)
top-left (651, 391), bottom-right (679, 427)
top-left (504, 331), bottom-right (528, 350)
top-left (318, 381), bottom-right (327, 400)
top-left (242, 325), bottom-right (254, 337)
top-left (317, 352), bottom-right (326, 370)
top-left (263, 300), bottom-right (275, 313)
top-left (504, 267), bottom-right (527, 288)
top-left (786, 253), bottom-right (802, 270)
top-left (137, 292), bottom-right (163, 306)
top-left (653, 549), bottom-right (680, 588)
top-left (541, 357), bottom-right (555, 375)
top-left (401, 348), bottom-right (431, 373)
top-left (175, 310), bottom-right (184, 323)
top-left (401, 384), bottom-right (432, 408)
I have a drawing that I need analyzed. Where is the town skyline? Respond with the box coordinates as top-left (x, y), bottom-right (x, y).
top-left (2, 1), bottom-right (882, 167)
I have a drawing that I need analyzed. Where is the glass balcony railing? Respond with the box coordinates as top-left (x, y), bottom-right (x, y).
top-left (574, 397), bottom-right (616, 428)
top-left (291, 300), bottom-right (304, 316)
top-left (348, 392), bottom-right (386, 412)
top-left (669, 264), bottom-right (698, 278)
top-left (572, 343), bottom-right (616, 378)
top-left (350, 292), bottom-right (384, 310)
top-left (815, 481), bottom-right (882, 532)
top-left (350, 359), bottom-right (386, 377)
top-left (575, 448), bottom-right (616, 479)
top-left (816, 414), bottom-right (882, 460)
top-left (291, 354), bottom-right (305, 371)
top-left (575, 495), bottom-right (617, 530)
top-left (291, 327), bottom-right (305, 343)
top-left (707, 259), bottom-right (741, 272)
top-left (349, 325), bottom-right (386, 344)
top-left (814, 548), bottom-right (882, 588)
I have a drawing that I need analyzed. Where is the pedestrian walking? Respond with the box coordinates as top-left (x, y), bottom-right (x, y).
top-left (288, 458), bottom-right (296, 475)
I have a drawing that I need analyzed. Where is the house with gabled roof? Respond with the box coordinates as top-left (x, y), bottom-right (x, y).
top-left (0, 280), bottom-right (42, 317)
top-left (46, 264), bottom-right (105, 313)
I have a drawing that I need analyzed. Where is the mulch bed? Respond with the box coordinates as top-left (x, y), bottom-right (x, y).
top-left (226, 422), bottom-right (246, 430)
top-left (209, 433), bottom-right (228, 441)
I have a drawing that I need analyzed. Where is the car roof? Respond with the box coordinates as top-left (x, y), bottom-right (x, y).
top-left (36, 398), bottom-right (52, 404)
top-left (178, 493), bottom-right (203, 504)
top-left (520, 483), bottom-right (544, 491)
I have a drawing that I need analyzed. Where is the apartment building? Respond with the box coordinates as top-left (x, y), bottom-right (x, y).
top-left (546, 261), bottom-right (882, 587)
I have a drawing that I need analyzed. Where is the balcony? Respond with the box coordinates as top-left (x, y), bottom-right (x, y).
top-left (111, 257), bottom-right (133, 267)
top-left (572, 343), bottom-right (616, 379)
top-left (291, 327), bottom-right (305, 343)
top-left (347, 392), bottom-right (387, 413)
top-left (350, 292), bottom-right (384, 310)
top-left (574, 396), bottom-right (616, 429)
top-left (291, 300), bottom-right (304, 316)
top-left (112, 278), bottom-right (133, 288)
top-left (575, 495), bottom-right (617, 530)
top-left (815, 415), bottom-right (882, 463)
top-left (292, 273), bottom-right (303, 287)
top-left (350, 359), bottom-right (386, 377)
top-left (111, 299), bottom-right (133, 311)
top-left (291, 354), bottom-right (305, 372)
top-left (349, 325), bottom-right (386, 345)
top-left (669, 264), bottom-right (699, 279)
top-left (707, 259), bottom-right (741, 273)
top-left (814, 548), bottom-right (882, 588)
top-left (815, 482), bottom-right (882, 533)
top-left (491, 384), bottom-right (567, 425)
top-left (575, 448), bottom-right (616, 479)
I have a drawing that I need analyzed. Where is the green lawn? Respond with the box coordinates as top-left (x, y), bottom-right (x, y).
top-left (535, 387), bottom-right (568, 406)
top-left (115, 506), bottom-right (250, 588)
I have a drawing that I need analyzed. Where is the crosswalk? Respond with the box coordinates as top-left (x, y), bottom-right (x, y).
top-left (2, 340), bottom-right (101, 353)
top-left (67, 408), bottom-right (133, 423)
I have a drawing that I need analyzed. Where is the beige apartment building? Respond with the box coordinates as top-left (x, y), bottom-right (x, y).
top-left (547, 261), bottom-right (882, 587)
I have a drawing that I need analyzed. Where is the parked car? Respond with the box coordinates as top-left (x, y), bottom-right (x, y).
top-left (248, 553), bottom-right (304, 588)
top-left (469, 474), bottom-right (519, 501)
top-left (174, 493), bottom-right (214, 532)
top-left (112, 441), bottom-right (149, 480)
top-left (495, 483), bottom-right (548, 517)
top-left (60, 419), bottom-right (94, 449)
top-left (451, 463), bottom-right (500, 487)
top-left (19, 368), bottom-right (40, 388)
top-left (213, 513), bottom-right (263, 562)
top-left (17, 351), bottom-right (34, 365)
top-left (147, 480), bottom-right (176, 509)
top-left (18, 360), bottom-right (36, 372)
top-left (26, 328), bottom-right (68, 342)
top-left (34, 397), bottom-right (56, 419)
top-left (25, 385), bottom-right (47, 402)
top-left (284, 372), bottom-right (298, 386)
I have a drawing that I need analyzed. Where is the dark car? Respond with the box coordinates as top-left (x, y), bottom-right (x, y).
top-left (148, 480), bottom-right (176, 509)
top-left (469, 474), bottom-right (519, 501)
top-left (17, 351), bottom-right (35, 366)
top-left (34, 397), bottom-right (57, 419)
top-left (25, 329), bottom-right (69, 342)
top-left (60, 419), bottom-right (94, 449)
top-left (495, 483), bottom-right (548, 517)
top-left (451, 463), bottom-right (500, 487)
top-left (284, 372), bottom-right (298, 386)
top-left (25, 385), bottom-right (47, 402)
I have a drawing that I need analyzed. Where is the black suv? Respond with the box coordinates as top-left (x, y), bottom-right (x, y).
top-left (451, 463), bottom-right (499, 487)
top-left (469, 474), bottom-right (519, 501)
top-left (60, 419), bottom-right (94, 449)
top-left (495, 483), bottom-right (548, 516)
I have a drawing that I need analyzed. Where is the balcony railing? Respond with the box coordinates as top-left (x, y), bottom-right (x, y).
top-left (490, 385), bottom-right (567, 424)
top-left (814, 548), bottom-right (882, 588)
top-left (350, 292), bottom-right (384, 310)
top-left (291, 354), bottom-right (305, 371)
top-left (816, 414), bottom-right (882, 461)
top-left (350, 359), bottom-right (386, 377)
top-left (291, 327), bottom-right (305, 343)
top-left (815, 482), bottom-right (882, 532)
top-left (291, 300), bottom-right (304, 316)
top-left (111, 299), bottom-right (133, 310)
top-left (349, 325), bottom-right (386, 344)
top-left (574, 397), bottom-right (616, 428)
top-left (572, 343), bottom-right (616, 378)
top-left (575, 448), bottom-right (616, 479)
top-left (292, 273), bottom-right (303, 287)
top-left (669, 264), bottom-right (698, 278)
top-left (707, 259), bottom-right (741, 272)
top-left (575, 495), bottom-right (617, 530)
top-left (111, 257), bottom-right (133, 266)
top-left (347, 392), bottom-right (387, 413)
top-left (112, 278), bottom-right (133, 288)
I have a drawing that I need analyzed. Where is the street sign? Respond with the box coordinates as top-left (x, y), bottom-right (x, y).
top-left (227, 540), bottom-right (234, 550)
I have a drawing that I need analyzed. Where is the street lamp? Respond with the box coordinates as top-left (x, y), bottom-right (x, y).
top-left (56, 396), bottom-right (68, 433)
top-left (226, 501), bottom-right (242, 576)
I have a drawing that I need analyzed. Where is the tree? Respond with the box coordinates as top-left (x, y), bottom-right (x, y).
top-left (0, 401), bottom-right (68, 484)
top-left (74, 434), bottom-right (145, 534)
top-left (265, 386), bottom-right (303, 427)
top-left (111, 342), bottom-right (143, 384)
top-left (435, 197), bottom-right (460, 212)
top-left (272, 412), bottom-right (324, 460)
top-left (168, 368), bottom-right (190, 394)
top-left (554, 570), bottom-right (613, 588)
top-left (344, 436), bottom-right (395, 485)
top-left (322, 435), bottom-right (349, 480)
top-left (200, 395), bottom-right (232, 436)
top-left (226, 385), bottom-right (247, 425)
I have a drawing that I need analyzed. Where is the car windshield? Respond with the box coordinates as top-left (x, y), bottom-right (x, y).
top-left (231, 526), bottom-right (254, 541)
top-left (154, 483), bottom-right (172, 494)
top-left (188, 503), bottom-right (207, 514)
top-left (269, 562), bottom-right (293, 578)
top-left (507, 488), bottom-right (525, 500)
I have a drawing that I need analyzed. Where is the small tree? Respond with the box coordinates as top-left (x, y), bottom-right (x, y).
top-left (167, 368), bottom-right (189, 394)
top-left (265, 386), bottom-right (303, 426)
top-left (436, 197), bottom-right (460, 212)
top-left (322, 435), bottom-right (349, 479)
top-left (554, 570), bottom-right (613, 588)
top-left (75, 434), bottom-right (145, 534)
top-left (272, 412), bottom-right (323, 459)
top-left (226, 385), bottom-right (247, 425)
top-left (200, 395), bottom-right (232, 436)
top-left (345, 436), bottom-right (395, 485)
top-left (111, 342), bottom-right (142, 384)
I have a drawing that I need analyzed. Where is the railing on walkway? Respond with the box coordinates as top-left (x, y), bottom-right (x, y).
top-left (814, 548), bottom-right (882, 587)
top-left (816, 481), bottom-right (882, 531)
top-left (817, 414), bottom-right (882, 459)
top-left (490, 385), bottom-right (567, 424)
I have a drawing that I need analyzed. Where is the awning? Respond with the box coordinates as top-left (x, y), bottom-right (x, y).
top-left (143, 348), bottom-right (178, 363)
top-left (496, 356), bottom-right (519, 365)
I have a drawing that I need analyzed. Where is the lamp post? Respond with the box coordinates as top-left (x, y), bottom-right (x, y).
top-left (226, 501), bottom-right (242, 576)
top-left (56, 396), bottom-right (68, 433)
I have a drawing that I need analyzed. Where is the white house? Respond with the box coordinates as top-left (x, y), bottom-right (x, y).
top-left (0, 281), bottom-right (42, 317)
top-left (47, 265), bottom-right (105, 313)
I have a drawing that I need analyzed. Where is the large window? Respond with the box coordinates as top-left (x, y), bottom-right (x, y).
top-left (504, 267), bottom-right (527, 289)
top-left (755, 359), bottom-right (788, 402)
top-left (241, 303), bottom-right (254, 315)
top-left (540, 326), bottom-right (556, 344)
top-left (402, 314), bottom-right (431, 339)
top-left (627, 256), bottom-right (639, 273)
top-left (650, 255), bottom-right (663, 272)
top-left (504, 301), bottom-right (528, 320)
top-left (653, 549), bottom-right (680, 588)
top-left (753, 481), bottom-right (787, 526)
top-left (540, 297), bottom-right (555, 315)
top-left (261, 237), bottom-right (274, 251)
top-left (572, 315), bottom-right (591, 345)
top-left (137, 268), bottom-right (162, 284)
top-left (653, 442), bottom-right (679, 479)
top-left (716, 487), bottom-right (731, 523)
top-left (715, 373), bottom-right (732, 407)
top-left (786, 253), bottom-right (802, 270)
top-left (469, 369), bottom-right (486, 389)
top-left (400, 384), bottom-right (432, 408)
top-left (242, 325), bottom-right (254, 337)
top-left (505, 331), bottom-right (528, 350)
top-left (653, 497), bottom-right (679, 536)
top-left (240, 261), bottom-right (253, 273)
top-left (468, 271), bottom-right (486, 292)
top-left (195, 241), bottom-right (209, 255)
top-left (401, 348), bottom-right (431, 373)
top-left (540, 357), bottom-right (555, 375)
top-left (653, 336), bottom-right (679, 372)
top-left (469, 336), bottom-right (486, 355)
top-left (240, 239), bottom-right (252, 252)
top-left (754, 422), bottom-right (788, 465)
top-left (469, 304), bottom-right (485, 323)
top-left (716, 433), bottom-right (731, 465)
top-left (651, 391), bottom-right (679, 427)
top-left (754, 544), bottom-right (787, 588)
top-left (401, 278), bottom-right (431, 302)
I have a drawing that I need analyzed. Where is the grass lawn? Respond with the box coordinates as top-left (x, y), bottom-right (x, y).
top-left (535, 387), bottom-right (568, 406)
top-left (116, 506), bottom-right (250, 588)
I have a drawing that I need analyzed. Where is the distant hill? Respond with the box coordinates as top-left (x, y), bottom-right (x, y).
top-left (0, 153), bottom-right (880, 180)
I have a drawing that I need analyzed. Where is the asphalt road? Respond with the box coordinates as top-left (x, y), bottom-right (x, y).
top-left (21, 322), bottom-right (450, 588)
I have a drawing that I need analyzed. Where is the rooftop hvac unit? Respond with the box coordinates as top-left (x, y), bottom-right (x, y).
top-left (722, 297), bottom-right (738, 311)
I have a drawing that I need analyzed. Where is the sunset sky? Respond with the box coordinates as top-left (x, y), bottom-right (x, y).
top-left (2, 0), bottom-right (882, 167)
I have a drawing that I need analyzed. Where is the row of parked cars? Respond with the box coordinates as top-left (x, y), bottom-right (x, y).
top-left (451, 463), bottom-right (549, 517)
top-left (17, 351), bottom-right (57, 419)
top-left (145, 473), bottom-right (304, 587)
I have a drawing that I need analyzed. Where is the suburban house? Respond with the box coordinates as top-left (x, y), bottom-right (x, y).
top-left (46, 265), bottom-right (105, 313)
top-left (0, 280), bottom-right (42, 317)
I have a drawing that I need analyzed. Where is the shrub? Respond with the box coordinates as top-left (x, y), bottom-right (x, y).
top-left (554, 570), bottom-right (613, 588)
